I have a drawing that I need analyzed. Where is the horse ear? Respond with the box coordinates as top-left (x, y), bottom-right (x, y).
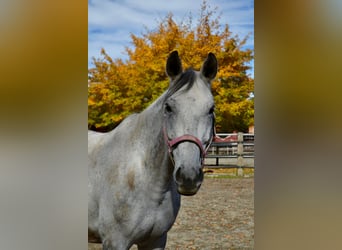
top-left (166, 51), bottom-right (183, 80)
top-left (200, 52), bottom-right (218, 81)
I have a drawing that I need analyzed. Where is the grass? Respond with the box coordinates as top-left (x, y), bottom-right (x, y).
top-left (205, 174), bottom-right (242, 179)
top-left (203, 167), bottom-right (254, 178)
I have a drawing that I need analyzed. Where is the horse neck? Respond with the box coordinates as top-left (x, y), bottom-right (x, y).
top-left (140, 97), bottom-right (168, 155)
top-left (138, 96), bottom-right (173, 182)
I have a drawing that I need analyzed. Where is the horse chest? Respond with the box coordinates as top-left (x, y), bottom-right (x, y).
top-left (132, 189), bottom-right (180, 239)
top-left (153, 196), bottom-right (180, 232)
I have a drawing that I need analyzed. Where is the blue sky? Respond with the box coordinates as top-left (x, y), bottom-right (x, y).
top-left (88, 0), bottom-right (254, 76)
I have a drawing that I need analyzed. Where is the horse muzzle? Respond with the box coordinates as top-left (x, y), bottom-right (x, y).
top-left (163, 124), bottom-right (213, 195)
top-left (174, 164), bottom-right (204, 196)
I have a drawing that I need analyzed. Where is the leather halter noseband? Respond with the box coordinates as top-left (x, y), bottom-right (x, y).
top-left (163, 122), bottom-right (215, 167)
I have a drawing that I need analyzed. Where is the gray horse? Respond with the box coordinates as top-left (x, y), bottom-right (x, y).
top-left (88, 51), bottom-right (217, 250)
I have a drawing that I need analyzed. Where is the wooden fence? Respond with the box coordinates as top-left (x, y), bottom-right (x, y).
top-left (205, 133), bottom-right (254, 168)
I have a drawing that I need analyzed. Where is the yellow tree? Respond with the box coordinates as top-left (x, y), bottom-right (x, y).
top-left (88, 1), bottom-right (254, 132)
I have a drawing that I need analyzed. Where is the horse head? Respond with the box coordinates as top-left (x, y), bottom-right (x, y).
top-left (163, 51), bottom-right (217, 195)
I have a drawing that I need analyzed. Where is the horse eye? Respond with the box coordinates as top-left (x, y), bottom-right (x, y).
top-left (165, 103), bottom-right (173, 114)
top-left (208, 106), bottom-right (215, 115)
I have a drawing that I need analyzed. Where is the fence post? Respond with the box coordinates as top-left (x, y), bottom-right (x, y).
top-left (237, 132), bottom-right (244, 176)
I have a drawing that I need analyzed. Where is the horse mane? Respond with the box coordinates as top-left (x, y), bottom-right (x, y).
top-left (164, 69), bottom-right (196, 100)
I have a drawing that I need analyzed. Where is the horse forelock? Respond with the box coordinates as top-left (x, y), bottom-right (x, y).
top-left (164, 69), bottom-right (196, 101)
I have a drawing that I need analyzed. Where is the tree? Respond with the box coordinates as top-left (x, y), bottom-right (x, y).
top-left (88, 0), bottom-right (254, 132)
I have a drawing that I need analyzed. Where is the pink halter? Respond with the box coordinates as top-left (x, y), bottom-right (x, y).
top-left (163, 125), bottom-right (213, 167)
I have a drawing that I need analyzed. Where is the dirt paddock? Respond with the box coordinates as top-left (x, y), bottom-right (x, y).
top-left (89, 175), bottom-right (254, 250)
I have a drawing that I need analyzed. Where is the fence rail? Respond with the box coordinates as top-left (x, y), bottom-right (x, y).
top-left (205, 133), bottom-right (254, 168)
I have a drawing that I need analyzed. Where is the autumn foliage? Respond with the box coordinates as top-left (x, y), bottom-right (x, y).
top-left (88, 2), bottom-right (254, 132)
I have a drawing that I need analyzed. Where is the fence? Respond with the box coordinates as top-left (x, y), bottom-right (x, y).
top-left (205, 133), bottom-right (254, 168)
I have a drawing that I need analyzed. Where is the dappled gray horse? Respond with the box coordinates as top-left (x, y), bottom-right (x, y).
top-left (88, 51), bottom-right (217, 250)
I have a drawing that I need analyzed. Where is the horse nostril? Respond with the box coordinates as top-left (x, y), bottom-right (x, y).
top-left (175, 166), bottom-right (182, 182)
top-left (198, 168), bottom-right (204, 182)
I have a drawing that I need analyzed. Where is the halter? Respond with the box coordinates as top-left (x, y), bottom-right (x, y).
top-left (163, 117), bottom-right (216, 168)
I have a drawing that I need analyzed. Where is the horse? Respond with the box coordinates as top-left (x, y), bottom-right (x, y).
top-left (88, 51), bottom-right (218, 250)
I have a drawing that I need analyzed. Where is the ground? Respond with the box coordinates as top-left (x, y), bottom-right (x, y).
top-left (89, 171), bottom-right (254, 249)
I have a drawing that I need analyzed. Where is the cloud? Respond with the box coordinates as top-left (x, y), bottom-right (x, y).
top-left (88, 0), bottom-right (254, 71)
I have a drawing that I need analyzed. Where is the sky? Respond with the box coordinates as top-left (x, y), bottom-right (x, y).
top-left (88, 0), bottom-right (254, 76)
